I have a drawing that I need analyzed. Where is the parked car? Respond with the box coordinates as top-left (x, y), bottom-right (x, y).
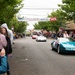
top-left (51, 37), bottom-right (75, 54)
top-left (36, 35), bottom-right (47, 42)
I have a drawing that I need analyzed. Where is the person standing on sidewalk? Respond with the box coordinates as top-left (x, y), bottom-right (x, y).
top-left (0, 48), bottom-right (7, 75)
top-left (0, 27), bottom-right (7, 75)
top-left (1, 27), bottom-right (12, 75)
top-left (1, 23), bottom-right (13, 44)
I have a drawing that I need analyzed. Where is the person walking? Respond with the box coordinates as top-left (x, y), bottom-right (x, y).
top-left (1, 27), bottom-right (12, 75)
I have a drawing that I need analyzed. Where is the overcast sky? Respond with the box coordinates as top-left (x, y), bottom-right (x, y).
top-left (19, 0), bottom-right (62, 30)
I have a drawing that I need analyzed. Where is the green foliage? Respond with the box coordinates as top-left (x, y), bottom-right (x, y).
top-left (59, 0), bottom-right (75, 22)
top-left (39, 21), bottom-right (51, 31)
top-left (34, 0), bottom-right (75, 32)
top-left (9, 17), bottom-right (28, 33)
top-left (15, 22), bottom-right (28, 33)
top-left (0, 0), bottom-right (23, 24)
top-left (34, 9), bottom-right (67, 32)
top-left (48, 9), bottom-right (66, 32)
top-left (34, 23), bottom-right (41, 29)
top-left (34, 21), bottom-right (51, 31)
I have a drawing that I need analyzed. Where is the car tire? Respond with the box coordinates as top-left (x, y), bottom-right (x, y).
top-left (51, 43), bottom-right (54, 50)
top-left (57, 46), bottom-right (61, 54)
top-left (36, 40), bottom-right (38, 42)
top-left (45, 40), bottom-right (47, 42)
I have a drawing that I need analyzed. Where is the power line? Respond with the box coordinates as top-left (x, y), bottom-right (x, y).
top-left (18, 14), bottom-right (47, 16)
top-left (22, 7), bottom-right (60, 10)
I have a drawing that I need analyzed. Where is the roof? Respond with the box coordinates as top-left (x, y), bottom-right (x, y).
top-left (65, 21), bottom-right (75, 30)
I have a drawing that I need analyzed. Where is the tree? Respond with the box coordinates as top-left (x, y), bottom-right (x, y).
top-left (48, 9), bottom-right (66, 32)
top-left (9, 16), bottom-right (28, 33)
top-left (34, 21), bottom-right (51, 31)
top-left (58, 0), bottom-right (75, 22)
top-left (34, 23), bottom-right (41, 29)
top-left (0, 0), bottom-right (23, 24)
top-left (16, 21), bottom-right (28, 33)
top-left (34, 9), bottom-right (66, 32)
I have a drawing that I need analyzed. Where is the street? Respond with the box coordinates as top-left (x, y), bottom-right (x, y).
top-left (9, 37), bottom-right (75, 75)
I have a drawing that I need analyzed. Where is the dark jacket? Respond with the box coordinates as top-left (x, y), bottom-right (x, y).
top-left (5, 36), bottom-right (12, 55)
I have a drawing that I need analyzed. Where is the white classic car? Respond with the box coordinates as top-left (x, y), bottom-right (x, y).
top-left (36, 35), bottom-right (47, 42)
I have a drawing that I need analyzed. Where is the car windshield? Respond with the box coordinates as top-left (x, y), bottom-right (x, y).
top-left (58, 38), bottom-right (75, 43)
top-left (68, 38), bottom-right (75, 42)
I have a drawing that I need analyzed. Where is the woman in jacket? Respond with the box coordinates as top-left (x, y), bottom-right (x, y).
top-left (1, 27), bottom-right (12, 75)
top-left (1, 23), bottom-right (13, 44)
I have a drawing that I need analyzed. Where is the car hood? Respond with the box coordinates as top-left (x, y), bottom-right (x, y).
top-left (37, 36), bottom-right (46, 39)
top-left (61, 42), bottom-right (75, 48)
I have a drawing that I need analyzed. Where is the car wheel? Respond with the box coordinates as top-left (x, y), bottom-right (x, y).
top-left (57, 46), bottom-right (61, 54)
top-left (36, 40), bottom-right (38, 42)
top-left (51, 43), bottom-right (54, 50)
top-left (45, 40), bottom-right (47, 42)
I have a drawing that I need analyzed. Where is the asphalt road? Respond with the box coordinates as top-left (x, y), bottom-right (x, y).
top-left (9, 37), bottom-right (75, 75)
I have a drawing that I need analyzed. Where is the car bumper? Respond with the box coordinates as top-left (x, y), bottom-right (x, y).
top-left (36, 40), bottom-right (46, 42)
top-left (32, 37), bottom-right (36, 39)
top-left (60, 46), bottom-right (75, 53)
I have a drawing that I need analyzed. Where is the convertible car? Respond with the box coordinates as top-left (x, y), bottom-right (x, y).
top-left (36, 35), bottom-right (47, 42)
top-left (51, 38), bottom-right (75, 54)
